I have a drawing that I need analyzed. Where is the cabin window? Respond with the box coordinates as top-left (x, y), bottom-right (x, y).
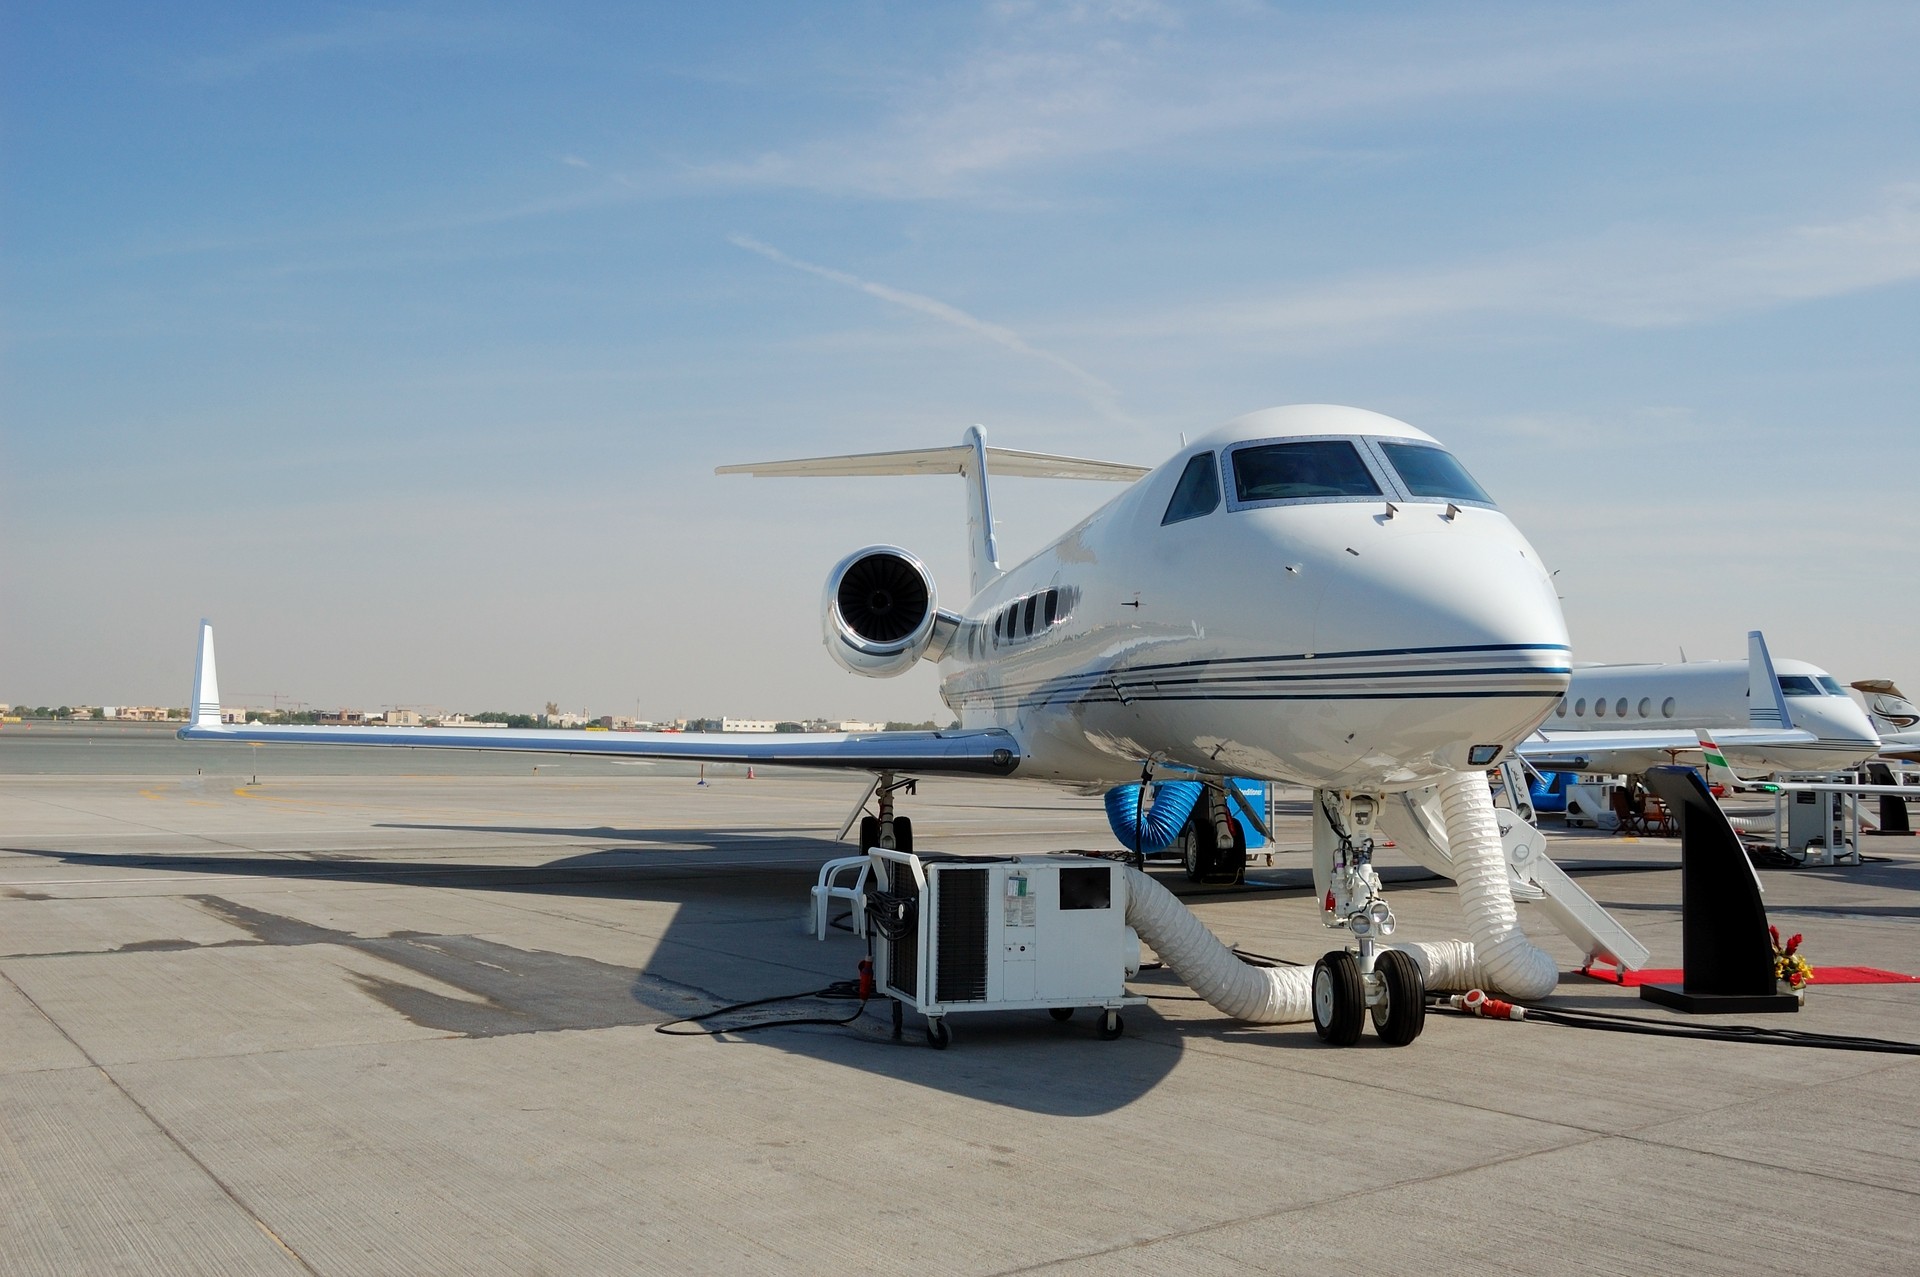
top-left (1615, 698), bottom-right (1628, 717)
top-left (1044, 589), bottom-right (1058, 627)
top-left (1023, 595), bottom-right (1039, 636)
top-left (1555, 698), bottom-right (1567, 718)
top-left (1595, 698), bottom-right (1607, 718)
top-left (1377, 442), bottom-right (1494, 504)
top-left (1662, 697), bottom-right (1676, 718)
top-left (1574, 698), bottom-right (1587, 717)
top-left (1638, 697), bottom-right (1651, 718)
top-left (1162, 452), bottom-right (1221, 524)
top-left (1232, 440), bottom-right (1381, 502)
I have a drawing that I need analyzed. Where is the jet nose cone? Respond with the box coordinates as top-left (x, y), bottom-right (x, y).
top-left (1315, 516), bottom-right (1569, 666)
top-left (1306, 512), bottom-right (1571, 776)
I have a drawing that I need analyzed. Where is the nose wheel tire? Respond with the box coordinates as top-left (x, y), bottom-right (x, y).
top-left (1312, 951), bottom-right (1365, 1045)
top-left (1369, 948), bottom-right (1427, 1046)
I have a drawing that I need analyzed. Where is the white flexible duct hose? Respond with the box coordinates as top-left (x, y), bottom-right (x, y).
top-left (1396, 771), bottom-right (1559, 999)
top-left (1122, 866), bottom-right (1312, 1023)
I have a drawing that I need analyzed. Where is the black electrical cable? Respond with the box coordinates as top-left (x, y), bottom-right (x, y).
top-left (655, 980), bottom-right (869, 1037)
top-left (1429, 997), bottom-right (1920, 1055)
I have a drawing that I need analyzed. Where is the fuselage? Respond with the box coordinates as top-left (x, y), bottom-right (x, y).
top-left (933, 406), bottom-right (1571, 792)
top-left (1544, 658), bottom-right (1880, 773)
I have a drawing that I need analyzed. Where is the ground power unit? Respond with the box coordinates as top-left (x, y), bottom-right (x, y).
top-left (864, 849), bottom-right (1144, 1048)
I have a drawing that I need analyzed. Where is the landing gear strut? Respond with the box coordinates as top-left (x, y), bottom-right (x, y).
top-left (856, 772), bottom-right (917, 853)
top-left (1313, 792), bottom-right (1426, 1046)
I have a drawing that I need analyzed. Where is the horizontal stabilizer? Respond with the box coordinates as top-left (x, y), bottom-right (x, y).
top-left (718, 443), bottom-right (1147, 482)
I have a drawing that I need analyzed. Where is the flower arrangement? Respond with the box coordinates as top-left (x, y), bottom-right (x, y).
top-left (1771, 926), bottom-right (1813, 990)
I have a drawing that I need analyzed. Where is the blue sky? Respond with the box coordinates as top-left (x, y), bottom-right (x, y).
top-left (5, 2), bottom-right (1917, 720)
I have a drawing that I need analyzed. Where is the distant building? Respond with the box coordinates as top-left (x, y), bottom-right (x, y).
top-left (835, 720), bottom-right (886, 734)
top-left (112, 706), bottom-right (179, 722)
top-left (720, 718), bottom-right (778, 733)
top-left (381, 710), bottom-right (423, 727)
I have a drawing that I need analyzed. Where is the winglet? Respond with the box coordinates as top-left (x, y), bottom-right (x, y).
top-left (1697, 731), bottom-right (1776, 792)
top-left (1746, 630), bottom-right (1794, 731)
top-left (189, 620), bottom-right (223, 730)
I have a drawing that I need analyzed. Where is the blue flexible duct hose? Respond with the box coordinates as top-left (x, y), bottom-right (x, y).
top-left (1104, 781), bottom-right (1204, 853)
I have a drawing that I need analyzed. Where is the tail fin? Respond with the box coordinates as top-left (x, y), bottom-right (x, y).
top-left (1746, 630), bottom-right (1794, 730)
top-left (189, 620), bottom-right (223, 729)
top-left (718, 429), bottom-right (1146, 596)
top-left (1853, 679), bottom-right (1919, 734)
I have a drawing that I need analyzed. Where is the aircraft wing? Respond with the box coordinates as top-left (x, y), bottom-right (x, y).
top-left (1517, 726), bottom-right (1824, 772)
top-left (1696, 733), bottom-right (1917, 796)
top-left (176, 623), bottom-right (1019, 777)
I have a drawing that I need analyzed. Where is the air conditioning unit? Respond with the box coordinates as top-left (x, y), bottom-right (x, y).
top-left (864, 849), bottom-right (1143, 1048)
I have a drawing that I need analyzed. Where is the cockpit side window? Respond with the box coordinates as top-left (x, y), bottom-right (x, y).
top-left (1231, 440), bottom-right (1381, 503)
top-left (1779, 675), bottom-right (1821, 697)
top-left (1817, 675), bottom-right (1847, 696)
top-left (1161, 452), bottom-right (1221, 525)
top-left (1378, 442), bottom-right (1493, 504)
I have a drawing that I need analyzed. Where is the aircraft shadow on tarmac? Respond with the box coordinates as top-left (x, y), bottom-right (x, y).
top-left (1, 833), bottom-right (1340, 1114)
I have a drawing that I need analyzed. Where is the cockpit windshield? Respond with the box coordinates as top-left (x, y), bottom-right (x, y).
top-left (1781, 675), bottom-right (1849, 697)
top-left (1377, 442), bottom-right (1493, 504)
top-left (1231, 440), bottom-right (1381, 502)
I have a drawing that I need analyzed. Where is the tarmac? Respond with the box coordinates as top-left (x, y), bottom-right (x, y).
top-left (3, 724), bottom-right (1918, 1275)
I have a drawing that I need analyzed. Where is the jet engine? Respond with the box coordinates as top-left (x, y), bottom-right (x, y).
top-left (822, 546), bottom-right (954, 678)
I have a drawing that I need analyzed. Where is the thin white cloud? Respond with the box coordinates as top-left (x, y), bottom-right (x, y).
top-left (182, 11), bottom-right (524, 82)
top-left (1066, 184), bottom-right (1920, 350)
top-left (730, 234), bottom-right (1128, 421)
top-left (699, 4), bottom-right (1917, 201)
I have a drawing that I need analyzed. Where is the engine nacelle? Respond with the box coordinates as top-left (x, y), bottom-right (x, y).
top-left (822, 546), bottom-right (953, 678)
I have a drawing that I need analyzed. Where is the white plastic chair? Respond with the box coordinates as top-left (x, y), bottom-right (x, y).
top-left (811, 855), bottom-right (872, 939)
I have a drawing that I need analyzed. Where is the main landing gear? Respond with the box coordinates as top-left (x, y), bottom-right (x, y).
top-left (1181, 783), bottom-right (1248, 885)
top-left (1311, 792), bottom-right (1426, 1047)
top-left (853, 772), bottom-right (917, 854)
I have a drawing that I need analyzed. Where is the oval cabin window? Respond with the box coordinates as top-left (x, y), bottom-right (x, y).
top-left (1662, 697), bottom-right (1676, 718)
top-left (1638, 697), bottom-right (1651, 718)
top-left (1574, 698), bottom-right (1587, 717)
top-left (1595, 698), bottom-right (1607, 717)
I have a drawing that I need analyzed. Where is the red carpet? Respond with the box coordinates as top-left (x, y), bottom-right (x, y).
top-left (1582, 966), bottom-right (1920, 986)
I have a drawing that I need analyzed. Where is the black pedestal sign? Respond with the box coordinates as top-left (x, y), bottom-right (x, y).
top-left (1639, 765), bottom-right (1799, 1014)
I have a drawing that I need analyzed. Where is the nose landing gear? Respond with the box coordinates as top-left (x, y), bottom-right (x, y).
top-left (1311, 792), bottom-right (1427, 1046)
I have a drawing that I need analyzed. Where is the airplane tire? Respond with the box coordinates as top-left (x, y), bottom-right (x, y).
top-left (858, 815), bottom-right (881, 851)
top-left (1312, 951), bottom-right (1364, 1046)
top-left (1369, 949), bottom-right (1426, 1046)
top-left (1188, 810), bottom-right (1246, 885)
top-left (892, 816), bottom-right (913, 855)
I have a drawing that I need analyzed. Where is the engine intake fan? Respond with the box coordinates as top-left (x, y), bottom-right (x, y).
top-left (823, 546), bottom-right (953, 678)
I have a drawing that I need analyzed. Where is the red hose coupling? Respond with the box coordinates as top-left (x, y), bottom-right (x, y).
top-left (1457, 988), bottom-right (1525, 1020)
top-left (857, 958), bottom-right (874, 1000)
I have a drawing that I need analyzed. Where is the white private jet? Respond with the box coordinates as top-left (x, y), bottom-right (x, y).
top-left (1518, 632), bottom-right (1881, 778)
top-left (181, 404), bottom-right (1578, 1045)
